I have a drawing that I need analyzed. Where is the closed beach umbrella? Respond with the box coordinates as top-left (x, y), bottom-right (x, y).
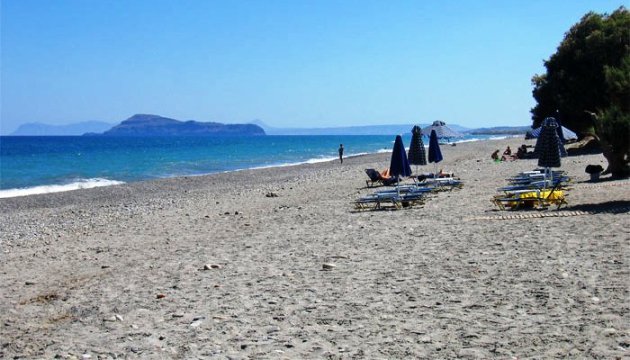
top-left (428, 130), bottom-right (443, 176)
top-left (408, 125), bottom-right (427, 173)
top-left (535, 117), bottom-right (563, 187)
top-left (390, 135), bottom-right (412, 194)
top-left (422, 120), bottom-right (463, 141)
top-left (390, 135), bottom-right (412, 179)
top-left (535, 117), bottom-right (565, 165)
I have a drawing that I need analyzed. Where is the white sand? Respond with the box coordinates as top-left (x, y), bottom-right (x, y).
top-left (1, 138), bottom-right (628, 359)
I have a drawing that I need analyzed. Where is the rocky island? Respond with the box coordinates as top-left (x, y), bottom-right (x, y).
top-left (88, 114), bottom-right (265, 136)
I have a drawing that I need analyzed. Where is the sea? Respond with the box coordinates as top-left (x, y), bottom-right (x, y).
top-left (0, 134), bottom-right (506, 198)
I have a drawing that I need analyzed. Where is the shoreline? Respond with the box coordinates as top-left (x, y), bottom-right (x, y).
top-left (0, 134), bottom-right (519, 199)
top-left (1, 137), bottom-right (628, 358)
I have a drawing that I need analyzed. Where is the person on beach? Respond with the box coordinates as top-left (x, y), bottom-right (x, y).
top-left (491, 149), bottom-right (500, 162)
top-left (501, 146), bottom-right (518, 161)
top-left (338, 144), bottom-right (344, 164)
top-left (437, 169), bottom-right (452, 178)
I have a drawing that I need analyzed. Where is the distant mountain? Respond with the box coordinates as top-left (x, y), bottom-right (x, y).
top-left (262, 124), bottom-right (422, 136)
top-left (466, 126), bottom-right (531, 135)
top-left (446, 124), bottom-right (471, 133)
top-left (251, 120), bottom-right (473, 136)
top-left (10, 121), bottom-right (113, 136)
top-left (93, 114), bottom-right (265, 136)
top-left (251, 120), bottom-right (471, 136)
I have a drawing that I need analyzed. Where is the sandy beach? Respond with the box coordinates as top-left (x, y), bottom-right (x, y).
top-left (1, 137), bottom-right (628, 359)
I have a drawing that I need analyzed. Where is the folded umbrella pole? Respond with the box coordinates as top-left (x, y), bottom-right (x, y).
top-left (534, 117), bottom-right (565, 190)
top-left (408, 125), bottom-right (427, 175)
top-left (428, 130), bottom-right (443, 178)
top-left (389, 135), bottom-right (412, 196)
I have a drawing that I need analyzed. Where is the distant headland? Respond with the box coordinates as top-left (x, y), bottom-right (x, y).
top-left (10, 121), bottom-right (114, 136)
top-left (8, 115), bottom-right (531, 136)
top-left (86, 114), bottom-right (266, 136)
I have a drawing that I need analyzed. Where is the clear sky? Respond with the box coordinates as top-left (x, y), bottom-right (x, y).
top-left (0, 0), bottom-right (625, 134)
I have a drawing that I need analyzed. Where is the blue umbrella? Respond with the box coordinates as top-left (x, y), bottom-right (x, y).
top-left (554, 119), bottom-right (568, 157)
top-left (390, 135), bottom-right (412, 178)
top-left (428, 130), bottom-right (443, 177)
top-left (428, 129), bottom-right (444, 178)
top-left (389, 135), bottom-right (412, 194)
top-left (526, 124), bottom-right (577, 142)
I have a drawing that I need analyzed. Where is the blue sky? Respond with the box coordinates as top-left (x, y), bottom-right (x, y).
top-left (1, 0), bottom-right (625, 134)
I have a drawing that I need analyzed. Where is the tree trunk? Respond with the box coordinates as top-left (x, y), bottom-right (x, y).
top-left (566, 134), bottom-right (601, 155)
top-left (578, 128), bottom-right (630, 179)
top-left (601, 147), bottom-right (630, 178)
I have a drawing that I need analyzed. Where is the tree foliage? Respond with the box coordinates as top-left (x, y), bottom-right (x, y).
top-left (531, 7), bottom-right (629, 178)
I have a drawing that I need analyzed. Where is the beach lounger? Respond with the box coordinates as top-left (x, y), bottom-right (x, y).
top-left (494, 190), bottom-right (568, 210)
top-left (374, 185), bottom-right (434, 195)
top-left (507, 170), bottom-right (567, 184)
top-left (415, 177), bottom-right (463, 191)
top-left (364, 168), bottom-right (398, 187)
top-left (498, 178), bottom-right (572, 193)
top-left (354, 191), bottom-right (425, 210)
top-left (493, 188), bottom-right (568, 210)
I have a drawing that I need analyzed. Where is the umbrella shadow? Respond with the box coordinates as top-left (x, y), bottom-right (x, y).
top-left (486, 199), bottom-right (630, 214)
top-left (563, 200), bottom-right (630, 214)
top-left (577, 176), bottom-right (629, 184)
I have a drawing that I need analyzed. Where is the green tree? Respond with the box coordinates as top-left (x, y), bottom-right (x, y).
top-left (531, 7), bottom-right (629, 178)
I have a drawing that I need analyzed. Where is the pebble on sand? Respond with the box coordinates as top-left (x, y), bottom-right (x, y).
top-left (602, 328), bottom-right (616, 336)
top-left (203, 264), bottom-right (222, 270)
top-left (102, 314), bottom-right (123, 322)
top-left (190, 320), bottom-right (203, 327)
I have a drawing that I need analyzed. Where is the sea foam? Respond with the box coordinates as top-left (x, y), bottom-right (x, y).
top-left (0, 178), bottom-right (124, 199)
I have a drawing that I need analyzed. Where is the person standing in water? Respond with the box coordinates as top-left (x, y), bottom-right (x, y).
top-left (338, 144), bottom-right (344, 164)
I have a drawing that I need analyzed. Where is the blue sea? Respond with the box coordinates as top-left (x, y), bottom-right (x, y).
top-left (0, 134), bottom-right (504, 198)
